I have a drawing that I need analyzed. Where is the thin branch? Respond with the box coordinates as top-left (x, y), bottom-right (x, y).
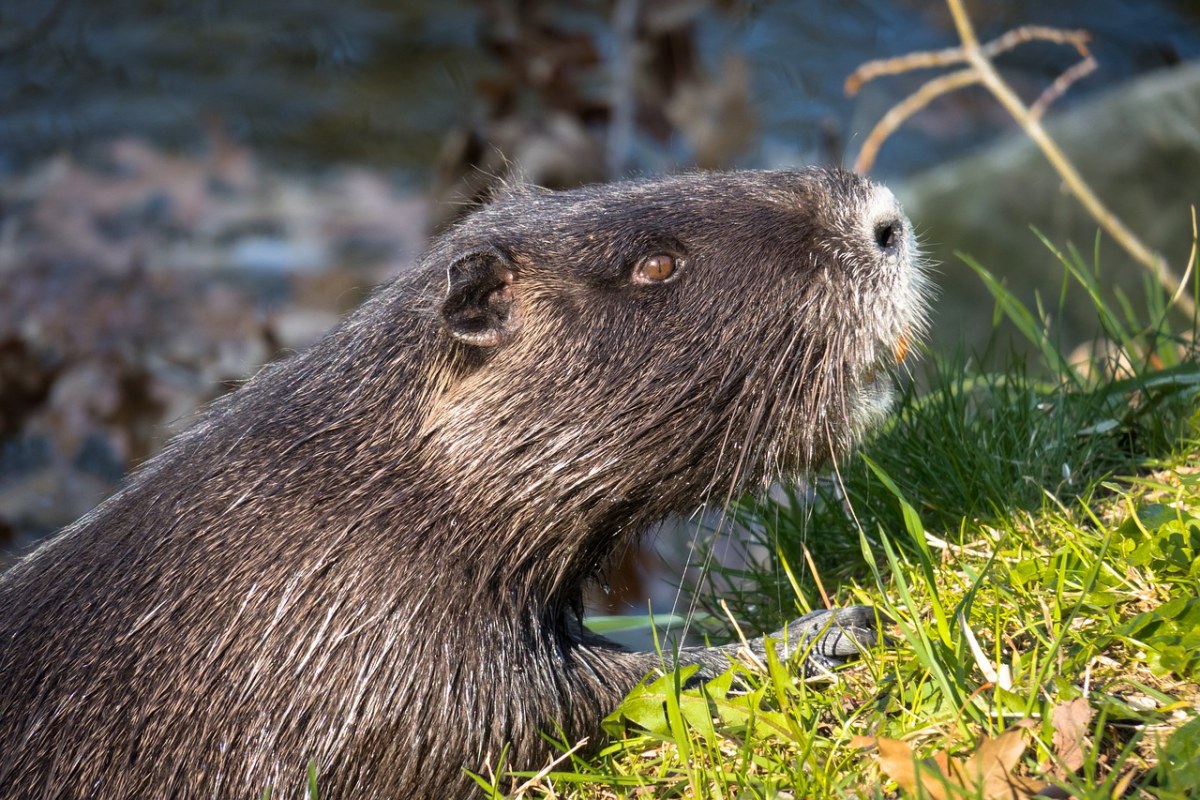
top-left (845, 45), bottom-right (966, 95)
top-left (980, 26), bottom-right (1090, 60)
top-left (846, 26), bottom-right (1090, 97)
top-left (1030, 55), bottom-right (1097, 121)
top-left (853, 68), bottom-right (978, 174)
top-left (946, 0), bottom-right (979, 49)
top-left (845, 0), bottom-right (1195, 319)
top-left (946, 0), bottom-right (1194, 318)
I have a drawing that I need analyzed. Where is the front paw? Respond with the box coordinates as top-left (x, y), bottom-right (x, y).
top-left (767, 605), bottom-right (887, 675)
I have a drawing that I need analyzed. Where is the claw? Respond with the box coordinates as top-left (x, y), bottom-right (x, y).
top-left (773, 605), bottom-right (889, 675)
top-left (682, 605), bottom-right (891, 684)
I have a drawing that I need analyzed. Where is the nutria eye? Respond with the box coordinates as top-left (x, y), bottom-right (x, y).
top-left (634, 254), bottom-right (680, 284)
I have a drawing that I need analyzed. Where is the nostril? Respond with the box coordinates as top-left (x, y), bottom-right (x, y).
top-left (874, 219), bottom-right (901, 253)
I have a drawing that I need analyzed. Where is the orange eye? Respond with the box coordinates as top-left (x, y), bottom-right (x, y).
top-left (635, 254), bottom-right (680, 284)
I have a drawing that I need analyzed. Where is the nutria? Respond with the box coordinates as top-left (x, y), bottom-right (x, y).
top-left (0, 168), bottom-right (928, 799)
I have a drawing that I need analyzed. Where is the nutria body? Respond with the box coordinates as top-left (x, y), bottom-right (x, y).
top-left (0, 169), bottom-right (927, 799)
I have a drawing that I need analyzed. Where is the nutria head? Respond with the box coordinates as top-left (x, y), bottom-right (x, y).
top-left (411, 168), bottom-right (927, 601)
top-left (0, 167), bottom-right (928, 799)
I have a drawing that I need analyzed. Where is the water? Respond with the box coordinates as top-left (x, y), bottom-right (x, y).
top-left (0, 0), bottom-right (1195, 178)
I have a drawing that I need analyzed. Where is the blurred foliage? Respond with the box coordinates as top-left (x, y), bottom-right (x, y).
top-left (0, 138), bottom-right (425, 557)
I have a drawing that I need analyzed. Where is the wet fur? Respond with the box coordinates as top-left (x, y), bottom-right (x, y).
top-left (0, 169), bottom-right (927, 798)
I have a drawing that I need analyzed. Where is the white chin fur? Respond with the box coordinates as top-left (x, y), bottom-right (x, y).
top-left (850, 371), bottom-right (896, 438)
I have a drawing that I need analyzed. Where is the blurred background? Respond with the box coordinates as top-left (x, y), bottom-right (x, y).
top-left (1, 0), bottom-right (1198, 613)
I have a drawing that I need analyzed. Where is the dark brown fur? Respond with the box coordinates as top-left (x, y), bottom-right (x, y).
top-left (0, 169), bottom-right (928, 798)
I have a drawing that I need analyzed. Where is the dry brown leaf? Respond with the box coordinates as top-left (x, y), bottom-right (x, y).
top-left (932, 748), bottom-right (952, 778)
top-left (855, 722), bottom-right (1056, 800)
top-left (954, 723), bottom-right (1040, 798)
top-left (857, 736), bottom-right (953, 800)
top-left (1049, 698), bottom-right (1092, 776)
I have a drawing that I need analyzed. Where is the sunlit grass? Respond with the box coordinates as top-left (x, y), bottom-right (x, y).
top-left (483, 236), bottom-right (1200, 799)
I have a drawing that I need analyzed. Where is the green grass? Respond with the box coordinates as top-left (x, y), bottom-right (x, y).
top-left (481, 237), bottom-right (1200, 798)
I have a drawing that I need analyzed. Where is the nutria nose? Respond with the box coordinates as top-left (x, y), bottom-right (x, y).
top-left (865, 184), bottom-right (907, 257)
top-left (873, 218), bottom-right (902, 254)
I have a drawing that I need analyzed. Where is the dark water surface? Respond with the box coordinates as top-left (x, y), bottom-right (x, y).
top-left (1, 0), bottom-right (1196, 178)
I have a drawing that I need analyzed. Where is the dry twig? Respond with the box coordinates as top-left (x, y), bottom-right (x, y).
top-left (850, 68), bottom-right (978, 188)
top-left (1030, 55), bottom-right (1097, 121)
top-left (846, 0), bottom-right (1195, 319)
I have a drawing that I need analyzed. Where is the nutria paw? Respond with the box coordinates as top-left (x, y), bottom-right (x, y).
top-left (768, 604), bottom-right (887, 675)
top-left (686, 604), bottom-right (886, 682)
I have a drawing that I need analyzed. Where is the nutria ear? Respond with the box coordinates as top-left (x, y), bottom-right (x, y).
top-left (441, 249), bottom-right (521, 347)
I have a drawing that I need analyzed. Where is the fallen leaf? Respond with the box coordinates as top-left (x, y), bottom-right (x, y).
top-left (855, 722), bottom-right (1055, 800)
top-left (1049, 698), bottom-right (1092, 775)
top-left (955, 723), bottom-right (1041, 798)
top-left (860, 736), bottom-right (953, 800)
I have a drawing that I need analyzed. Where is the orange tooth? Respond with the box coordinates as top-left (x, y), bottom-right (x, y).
top-left (894, 332), bottom-right (910, 363)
